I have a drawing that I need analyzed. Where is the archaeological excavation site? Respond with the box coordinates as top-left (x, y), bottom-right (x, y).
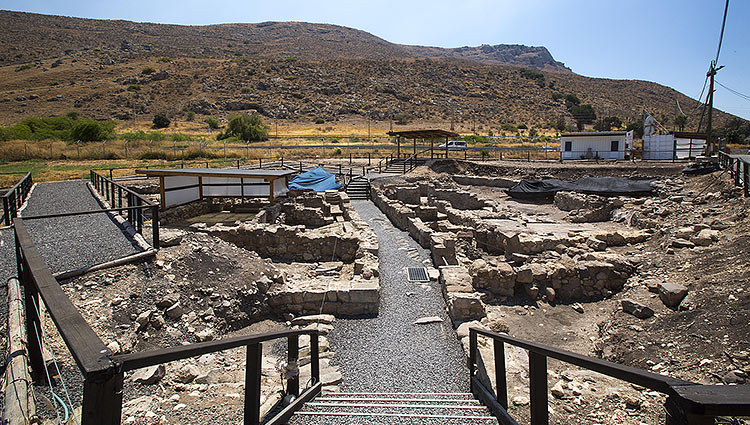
top-left (1, 155), bottom-right (749, 425)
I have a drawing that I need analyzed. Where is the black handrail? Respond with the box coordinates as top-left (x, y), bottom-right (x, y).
top-left (90, 170), bottom-right (160, 249)
top-left (2, 172), bottom-right (33, 226)
top-left (14, 215), bottom-right (321, 425)
top-left (469, 327), bottom-right (750, 425)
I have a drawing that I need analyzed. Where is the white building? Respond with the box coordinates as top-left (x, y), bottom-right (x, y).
top-left (643, 132), bottom-right (707, 160)
top-left (559, 131), bottom-right (633, 160)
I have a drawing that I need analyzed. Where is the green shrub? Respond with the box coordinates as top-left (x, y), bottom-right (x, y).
top-left (66, 110), bottom-right (80, 120)
top-left (49, 81), bottom-right (60, 86)
top-left (462, 134), bottom-right (489, 143)
top-left (564, 94), bottom-right (581, 108)
top-left (141, 67), bottom-right (156, 74)
top-left (0, 115), bottom-right (116, 141)
top-left (284, 57), bottom-right (297, 62)
top-left (520, 68), bottom-right (545, 86)
top-left (241, 86), bottom-right (252, 94)
top-left (333, 147), bottom-right (342, 156)
top-left (314, 117), bottom-right (325, 124)
top-left (500, 124), bottom-right (517, 132)
top-left (14, 64), bottom-right (33, 72)
top-left (551, 92), bottom-right (563, 101)
top-left (71, 120), bottom-right (113, 142)
top-left (394, 113), bottom-right (410, 125)
top-left (185, 111), bottom-right (195, 121)
top-left (158, 57), bottom-right (172, 63)
top-left (153, 112), bottom-right (170, 129)
top-left (127, 84), bottom-right (141, 92)
top-left (217, 113), bottom-right (268, 141)
top-left (517, 123), bottom-right (528, 130)
top-left (205, 117), bottom-right (220, 129)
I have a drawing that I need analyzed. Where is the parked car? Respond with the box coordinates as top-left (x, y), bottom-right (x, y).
top-left (438, 140), bottom-right (467, 150)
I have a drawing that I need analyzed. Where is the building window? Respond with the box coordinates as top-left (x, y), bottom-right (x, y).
top-left (611, 140), bottom-right (619, 151)
top-left (564, 141), bottom-right (572, 152)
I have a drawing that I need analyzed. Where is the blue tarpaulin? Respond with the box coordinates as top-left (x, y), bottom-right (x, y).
top-left (288, 167), bottom-right (341, 192)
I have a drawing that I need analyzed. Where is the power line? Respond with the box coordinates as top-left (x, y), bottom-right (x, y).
top-left (716, 80), bottom-right (750, 102)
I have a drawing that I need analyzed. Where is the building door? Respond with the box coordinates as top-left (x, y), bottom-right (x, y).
top-left (611, 140), bottom-right (619, 151)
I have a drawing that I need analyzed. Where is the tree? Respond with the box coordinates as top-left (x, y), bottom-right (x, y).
top-left (674, 115), bottom-right (687, 131)
top-left (205, 116), bottom-right (220, 130)
top-left (564, 94), bottom-right (581, 109)
top-left (570, 104), bottom-right (597, 130)
top-left (153, 112), bottom-right (170, 129)
top-left (218, 113), bottom-right (268, 141)
top-left (626, 118), bottom-right (644, 139)
top-left (71, 120), bottom-right (111, 142)
top-left (555, 115), bottom-right (566, 132)
top-left (594, 116), bottom-right (623, 131)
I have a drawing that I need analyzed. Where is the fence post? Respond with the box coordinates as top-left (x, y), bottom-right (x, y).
top-left (82, 371), bottom-right (124, 425)
top-left (287, 335), bottom-right (300, 397)
top-left (22, 264), bottom-right (45, 381)
top-left (3, 197), bottom-right (9, 226)
top-left (152, 205), bottom-right (160, 249)
top-left (368, 152), bottom-right (371, 166)
top-left (494, 339), bottom-right (508, 409)
top-left (744, 162), bottom-right (749, 197)
top-left (529, 352), bottom-right (548, 425)
top-left (244, 343), bottom-right (262, 425)
top-left (311, 333), bottom-right (320, 385)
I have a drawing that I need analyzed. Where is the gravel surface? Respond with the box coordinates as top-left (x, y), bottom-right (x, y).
top-left (291, 200), bottom-right (494, 424)
top-left (20, 180), bottom-right (144, 275)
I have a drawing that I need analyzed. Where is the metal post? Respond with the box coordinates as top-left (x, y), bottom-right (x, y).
top-left (22, 266), bottom-right (44, 381)
top-left (529, 352), bottom-right (548, 425)
top-left (468, 330), bottom-right (477, 387)
top-left (744, 162), bottom-right (749, 197)
top-left (368, 152), bottom-right (371, 166)
top-left (244, 343), bottom-right (262, 425)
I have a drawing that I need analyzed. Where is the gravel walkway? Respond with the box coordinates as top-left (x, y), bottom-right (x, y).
top-left (16, 180), bottom-right (144, 276)
top-left (291, 200), bottom-right (487, 424)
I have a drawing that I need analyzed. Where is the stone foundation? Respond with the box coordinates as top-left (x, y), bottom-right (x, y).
top-left (267, 280), bottom-right (379, 317)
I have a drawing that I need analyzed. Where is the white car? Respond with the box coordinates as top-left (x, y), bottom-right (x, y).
top-left (438, 140), bottom-right (467, 150)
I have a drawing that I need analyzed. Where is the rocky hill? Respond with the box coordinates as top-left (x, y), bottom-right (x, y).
top-left (0, 11), bottom-right (568, 72)
top-left (0, 10), bottom-right (740, 130)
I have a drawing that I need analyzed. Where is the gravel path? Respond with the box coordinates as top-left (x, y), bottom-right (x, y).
top-left (15, 180), bottom-right (144, 276)
top-left (291, 200), bottom-right (487, 424)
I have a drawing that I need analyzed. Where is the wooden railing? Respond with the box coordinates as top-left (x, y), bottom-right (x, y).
top-left (2, 172), bottom-right (33, 226)
top-left (90, 170), bottom-right (160, 249)
top-left (718, 151), bottom-right (750, 197)
top-left (469, 328), bottom-right (750, 425)
top-left (14, 216), bottom-right (320, 424)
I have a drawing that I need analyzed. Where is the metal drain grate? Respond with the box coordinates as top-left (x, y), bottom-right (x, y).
top-left (407, 267), bottom-right (429, 282)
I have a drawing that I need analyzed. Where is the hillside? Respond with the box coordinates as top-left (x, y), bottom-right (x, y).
top-left (0, 10), bottom-right (568, 72)
top-left (0, 10), bottom-right (740, 132)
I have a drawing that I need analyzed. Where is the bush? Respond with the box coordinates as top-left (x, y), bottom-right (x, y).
top-left (333, 147), bottom-right (342, 156)
top-left (520, 68), bottom-right (545, 87)
top-left (551, 92), bottom-right (564, 101)
top-left (217, 113), bottom-right (268, 141)
top-left (205, 117), bottom-right (220, 130)
top-left (0, 114), bottom-right (115, 141)
top-left (140, 151), bottom-right (169, 160)
top-left (185, 111), bottom-right (195, 121)
top-left (394, 113), bottom-right (410, 125)
top-left (71, 120), bottom-right (113, 142)
top-left (570, 104), bottom-right (597, 130)
top-left (314, 117), bottom-right (325, 124)
top-left (127, 84), bottom-right (141, 92)
top-left (500, 123), bottom-right (516, 132)
top-left (153, 112), bottom-right (170, 129)
top-left (564, 94), bottom-right (581, 109)
top-left (49, 81), bottom-right (60, 86)
top-left (14, 64), bottom-right (33, 72)
top-left (141, 67), bottom-right (156, 75)
top-left (517, 123), bottom-right (528, 130)
top-left (158, 57), bottom-right (172, 63)
top-left (241, 86), bottom-right (252, 94)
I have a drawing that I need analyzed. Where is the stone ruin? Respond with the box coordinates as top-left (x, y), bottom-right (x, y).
top-left (371, 179), bottom-right (653, 323)
top-left (194, 189), bottom-right (379, 317)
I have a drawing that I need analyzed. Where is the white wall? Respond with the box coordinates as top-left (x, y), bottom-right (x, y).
top-left (560, 134), bottom-right (627, 160)
top-left (163, 176), bottom-right (201, 208)
top-left (643, 135), bottom-right (674, 160)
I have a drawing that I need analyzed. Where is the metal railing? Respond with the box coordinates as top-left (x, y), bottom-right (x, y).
top-left (719, 151), bottom-right (750, 197)
top-left (90, 170), bottom-right (160, 249)
top-left (14, 216), bottom-right (321, 424)
top-left (469, 328), bottom-right (750, 425)
top-left (2, 172), bottom-right (33, 226)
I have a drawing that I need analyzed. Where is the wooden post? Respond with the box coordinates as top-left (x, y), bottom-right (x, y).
top-left (287, 335), bottom-right (300, 397)
top-left (431, 138), bottom-right (434, 159)
top-left (396, 136), bottom-right (401, 158)
top-left (529, 352), bottom-right (548, 425)
top-left (23, 263), bottom-right (44, 382)
top-left (3, 278), bottom-right (36, 424)
top-left (152, 206), bottom-right (160, 249)
top-left (494, 339), bottom-right (508, 409)
top-left (244, 343), bottom-right (262, 425)
top-left (744, 162), bottom-right (749, 197)
top-left (468, 330), bottom-right (477, 390)
top-left (445, 136), bottom-right (449, 158)
top-left (81, 371), bottom-right (124, 425)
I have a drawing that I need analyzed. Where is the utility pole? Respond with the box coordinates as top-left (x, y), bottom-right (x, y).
top-left (706, 60), bottom-right (724, 156)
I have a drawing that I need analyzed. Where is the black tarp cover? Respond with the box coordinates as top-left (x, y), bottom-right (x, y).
top-left (506, 177), bottom-right (654, 200)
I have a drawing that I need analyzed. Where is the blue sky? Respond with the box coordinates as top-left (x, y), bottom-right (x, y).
top-left (3, 0), bottom-right (749, 120)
